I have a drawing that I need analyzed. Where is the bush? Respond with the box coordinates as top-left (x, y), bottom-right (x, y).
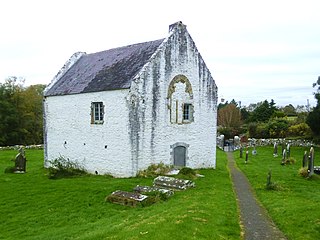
top-left (178, 167), bottom-right (197, 179)
top-left (141, 191), bottom-right (170, 207)
top-left (298, 167), bottom-right (309, 178)
top-left (288, 123), bottom-right (312, 138)
top-left (4, 166), bottom-right (15, 173)
top-left (137, 163), bottom-right (173, 178)
top-left (281, 157), bottom-right (296, 165)
top-left (48, 156), bottom-right (87, 179)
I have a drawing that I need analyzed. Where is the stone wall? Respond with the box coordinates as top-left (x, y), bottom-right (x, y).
top-left (44, 90), bottom-right (132, 177)
top-left (127, 22), bottom-right (217, 174)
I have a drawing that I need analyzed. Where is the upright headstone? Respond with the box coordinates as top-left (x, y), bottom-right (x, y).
top-left (281, 149), bottom-right (286, 165)
top-left (245, 149), bottom-right (249, 164)
top-left (286, 143), bottom-right (291, 159)
top-left (266, 169), bottom-right (272, 188)
top-left (14, 147), bottom-right (27, 173)
top-left (308, 146), bottom-right (315, 176)
top-left (281, 141), bottom-right (286, 157)
top-left (234, 136), bottom-right (240, 149)
top-left (273, 142), bottom-right (278, 157)
top-left (302, 151), bottom-right (308, 168)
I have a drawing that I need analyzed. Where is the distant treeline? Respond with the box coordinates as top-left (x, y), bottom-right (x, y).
top-left (0, 77), bottom-right (46, 146)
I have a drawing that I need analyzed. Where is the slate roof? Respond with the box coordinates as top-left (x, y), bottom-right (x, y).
top-left (45, 39), bottom-right (164, 96)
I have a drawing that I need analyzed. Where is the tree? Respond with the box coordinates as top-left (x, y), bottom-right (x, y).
top-left (218, 103), bottom-right (241, 128)
top-left (0, 77), bottom-right (24, 145)
top-left (0, 77), bottom-right (46, 145)
top-left (306, 77), bottom-right (320, 138)
top-left (281, 104), bottom-right (297, 116)
top-left (249, 99), bottom-right (277, 123)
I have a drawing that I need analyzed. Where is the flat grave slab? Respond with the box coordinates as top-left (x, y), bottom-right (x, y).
top-left (153, 176), bottom-right (195, 190)
top-left (133, 185), bottom-right (174, 197)
top-left (106, 190), bottom-right (148, 207)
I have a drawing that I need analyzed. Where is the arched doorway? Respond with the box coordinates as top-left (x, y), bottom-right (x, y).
top-left (173, 145), bottom-right (186, 167)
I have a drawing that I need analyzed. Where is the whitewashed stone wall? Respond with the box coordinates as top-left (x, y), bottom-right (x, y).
top-left (44, 89), bottom-right (132, 177)
top-left (127, 23), bottom-right (217, 174)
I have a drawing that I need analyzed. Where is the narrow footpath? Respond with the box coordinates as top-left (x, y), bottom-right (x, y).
top-left (227, 152), bottom-right (287, 240)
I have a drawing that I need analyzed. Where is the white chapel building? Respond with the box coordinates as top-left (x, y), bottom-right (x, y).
top-left (43, 21), bottom-right (218, 177)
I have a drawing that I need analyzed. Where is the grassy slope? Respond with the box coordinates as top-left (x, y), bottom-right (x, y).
top-left (234, 146), bottom-right (320, 240)
top-left (0, 149), bottom-right (240, 240)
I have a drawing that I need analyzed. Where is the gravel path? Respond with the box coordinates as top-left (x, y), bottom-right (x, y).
top-left (227, 152), bottom-right (287, 240)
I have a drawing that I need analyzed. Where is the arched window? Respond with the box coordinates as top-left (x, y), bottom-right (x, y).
top-left (167, 75), bottom-right (194, 124)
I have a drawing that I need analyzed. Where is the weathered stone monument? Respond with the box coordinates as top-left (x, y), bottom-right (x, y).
top-left (245, 149), bottom-right (249, 164)
top-left (302, 151), bottom-right (308, 168)
top-left (14, 147), bottom-right (27, 173)
top-left (281, 141), bottom-right (286, 158)
top-left (281, 149), bottom-right (286, 165)
top-left (153, 176), bottom-right (195, 190)
top-left (308, 146), bottom-right (314, 176)
top-left (273, 141), bottom-right (278, 157)
top-left (286, 142), bottom-right (291, 159)
top-left (106, 190), bottom-right (148, 207)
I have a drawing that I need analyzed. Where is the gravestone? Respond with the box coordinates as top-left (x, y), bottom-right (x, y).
top-left (286, 143), bottom-right (291, 159)
top-left (106, 190), bottom-right (148, 207)
top-left (281, 149), bottom-right (286, 165)
top-left (281, 142), bottom-right (286, 158)
top-left (134, 185), bottom-right (174, 197)
top-left (302, 151), bottom-right (308, 168)
top-left (234, 136), bottom-right (240, 149)
top-left (245, 149), bottom-right (249, 164)
top-left (266, 169), bottom-right (272, 188)
top-left (308, 146), bottom-right (314, 176)
top-left (153, 176), bottom-right (195, 190)
top-left (14, 147), bottom-right (27, 173)
top-left (273, 142), bottom-right (278, 157)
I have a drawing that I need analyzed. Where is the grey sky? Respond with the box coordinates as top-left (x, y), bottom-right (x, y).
top-left (0, 0), bottom-right (319, 107)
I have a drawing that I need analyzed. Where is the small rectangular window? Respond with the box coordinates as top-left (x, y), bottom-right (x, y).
top-left (183, 103), bottom-right (192, 121)
top-left (91, 102), bottom-right (104, 124)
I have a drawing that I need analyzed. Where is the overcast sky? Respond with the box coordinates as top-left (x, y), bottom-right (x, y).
top-left (1, 0), bottom-right (319, 107)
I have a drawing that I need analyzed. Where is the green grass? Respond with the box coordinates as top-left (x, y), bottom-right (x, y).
top-left (234, 146), bottom-right (320, 240)
top-left (0, 149), bottom-right (240, 240)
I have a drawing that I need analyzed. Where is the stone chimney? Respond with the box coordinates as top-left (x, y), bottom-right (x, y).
top-left (169, 21), bottom-right (186, 32)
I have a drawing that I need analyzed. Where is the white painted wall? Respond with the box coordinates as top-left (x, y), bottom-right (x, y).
top-left (127, 23), bottom-right (217, 174)
top-left (44, 89), bottom-right (132, 177)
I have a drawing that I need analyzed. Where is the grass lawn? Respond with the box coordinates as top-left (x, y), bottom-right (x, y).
top-left (234, 145), bottom-right (320, 240)
top-left (0, 148), bottom-right (241, 240)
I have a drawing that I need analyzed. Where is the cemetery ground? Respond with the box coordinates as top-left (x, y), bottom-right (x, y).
top-left (0, 149), bottom-right (240, 240)
top-left (234, 146), bottom-right (320, 240)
